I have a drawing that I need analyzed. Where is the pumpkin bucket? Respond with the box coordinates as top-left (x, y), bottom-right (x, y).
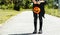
top-left (33, 6), bottom-right (41, 14)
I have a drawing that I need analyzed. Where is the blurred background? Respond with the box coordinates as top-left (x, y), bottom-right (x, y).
top-left (0, 0), bottom-right (60, 24)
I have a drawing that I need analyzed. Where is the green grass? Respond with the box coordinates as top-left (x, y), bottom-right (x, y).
top-left (0, 8), bottom-right (29, 24)
top-left (0, 9), bottom-right (20, 24)
top-left (45, 7), bottom-right (60, 18)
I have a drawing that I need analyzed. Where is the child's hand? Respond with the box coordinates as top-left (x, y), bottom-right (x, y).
top-left (34, 1), bottom-right (37, 4)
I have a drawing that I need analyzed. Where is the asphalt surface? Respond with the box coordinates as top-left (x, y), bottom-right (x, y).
top-left (1, 11), bottom-right (60, 35)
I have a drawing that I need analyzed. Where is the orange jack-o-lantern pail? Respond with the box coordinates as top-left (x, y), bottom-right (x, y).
top-left (33, 7), bottom-right (41, 14)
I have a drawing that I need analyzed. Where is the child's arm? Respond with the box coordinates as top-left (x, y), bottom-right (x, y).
top-left (32, 0), bottom-right (37, 4)
top-left (37, 0), bottom-right (45, 4)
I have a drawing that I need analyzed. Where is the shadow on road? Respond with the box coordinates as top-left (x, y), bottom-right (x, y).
top-left (9, 33), bottom-right (36, 35)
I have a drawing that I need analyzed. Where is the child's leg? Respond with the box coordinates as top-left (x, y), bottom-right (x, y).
top-left (33, 12), bottom-right (38, 33)
top-left (38, 15), bottom-right (43, 34)
top-left (39, 16), bottom-right (43, 31)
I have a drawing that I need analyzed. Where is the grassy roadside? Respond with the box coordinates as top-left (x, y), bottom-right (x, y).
top-left (0, 9), bottom-right (21, 24)
top-left (45, 7), bottom-right (60, 18)
top-left (0, 8), bottom-right (29, 24)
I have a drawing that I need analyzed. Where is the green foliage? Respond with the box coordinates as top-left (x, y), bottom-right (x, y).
top-left (47, 0), bottom-right (54, 8)
top-left (7, 3), bottom-right (14, 9)
top-left (0, 0), bottom-right (32, 9)
top-left (0, 0), bottom-right (59, 9)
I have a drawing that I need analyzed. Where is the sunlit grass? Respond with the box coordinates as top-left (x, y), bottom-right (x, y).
top-left (0, 9), bottom-right (20, 24)
top-left (45, 7), bottom-right (60, 17)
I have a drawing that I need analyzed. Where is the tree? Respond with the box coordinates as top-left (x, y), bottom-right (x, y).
top-left (13, 0), bottom-right (23, 11)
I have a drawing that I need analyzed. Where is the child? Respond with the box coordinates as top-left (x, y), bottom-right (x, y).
top-left (32, 0), bottom-right (46, 34)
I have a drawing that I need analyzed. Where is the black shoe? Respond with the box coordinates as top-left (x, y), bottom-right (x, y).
top-left (33, 31), bottom-right (37, 34)
top-left (38, 30), bottom-right (42, 34)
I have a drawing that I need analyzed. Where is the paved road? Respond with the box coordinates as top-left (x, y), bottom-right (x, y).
top-left (1, 11), bottom-right (60, 35)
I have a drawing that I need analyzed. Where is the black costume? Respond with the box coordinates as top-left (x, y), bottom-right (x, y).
top-left (33, 0), bottom-right (46, 34)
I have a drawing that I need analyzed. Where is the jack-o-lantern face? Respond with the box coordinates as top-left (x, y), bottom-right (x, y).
top-left (33, 7), bottom-right (41, 14)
